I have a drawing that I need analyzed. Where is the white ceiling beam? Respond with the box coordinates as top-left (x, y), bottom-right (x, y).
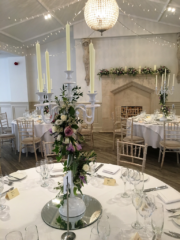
top-left (157, 0), bottom-right (171, 22)
top-left (0, 31), bottom-right (23, 43)
top-left (37, 0), bottom-right (64, 26)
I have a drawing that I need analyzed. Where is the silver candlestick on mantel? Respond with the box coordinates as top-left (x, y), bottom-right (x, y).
top-left (34, 70), bottom-right (100, 125)
top-left (155, 70), bottom-right (174, 121)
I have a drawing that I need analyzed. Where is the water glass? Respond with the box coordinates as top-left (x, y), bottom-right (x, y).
top-left (121, 167), bottom-right (129, 198)
top-left (24, 225), bottom-right (39, 240)
top-left (45, 158), bottom-right (54, 172)
top-left (132, 192), bottom-right (143, 230)
top-left (5, 231), bottom-right (23, 240)
top-left (0, 175), bottom-right (7, 213)
top-left (97, 212), bottom-right (111, 240)
top-left (90, 226), bottom-right (100, 240)
top-left (151, 202), bottom-right (164, 240)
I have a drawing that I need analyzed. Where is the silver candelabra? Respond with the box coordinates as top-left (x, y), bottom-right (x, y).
top-left (34, 70), bottom-right (100, 124)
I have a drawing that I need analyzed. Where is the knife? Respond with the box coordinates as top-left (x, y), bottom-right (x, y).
top-left (1, 187), bottom-right (14, 197)
top-left (50, 174), bottom-right (64, 178)
top-left (8, 175), bottom-right (21, 180)
top-left (169, 214), bottom-right (180, 218)
top-left (164, 232), bottom-right (180, 239)
top-left (96, 174), bottom-right (113, 179)
top-left (95, 164), bottom-right (104, 173)
top-left (143, 185), bottom-right (168, 192)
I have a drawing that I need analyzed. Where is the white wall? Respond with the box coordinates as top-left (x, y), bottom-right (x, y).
top-left (26, 36), bottom-right (76, 102)
top-left (0, 58), bottom-right (11, 102)
top-left (74, 20), bottom-right (179, 103)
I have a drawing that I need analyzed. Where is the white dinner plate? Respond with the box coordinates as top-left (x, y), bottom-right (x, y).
top-left (8, 170), bottom-right (27, 181)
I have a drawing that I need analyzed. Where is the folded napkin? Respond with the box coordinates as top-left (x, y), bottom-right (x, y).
top-left (102, 164), bottom-right (120, 175)
top-left (9, 170), bottom-right (27, 180)
top-left (157, 188), bottom-right (180, 204)
top-left (52, 168), bottom-right (63, 173)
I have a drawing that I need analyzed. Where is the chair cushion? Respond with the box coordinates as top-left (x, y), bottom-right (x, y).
top-left (22, 137), bottom-right (41, 143)
top-left (115, 129), bottom-right (121, 133)
top-left (160, 140), bottom-right (180, 148)
top-left (80, 129), bottom-right (91, 135)
top-left (0, 133), bottom-right (15, 138)
top-left (123, 136), bottom-right (144, 143)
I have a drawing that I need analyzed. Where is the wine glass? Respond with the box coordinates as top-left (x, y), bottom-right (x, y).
top-left (133, 171), bottom-right (144, 195)
top-left (97, 212), bottom-right (111, 240)
top-left (24, 225), bottom-right (39, 240)
top-left (5, 231), bottom-right (23, 240)
top-left (45, 158), bottom-right (54, 172)
top-left (151, 202), bottom-right (164, 240)
top-left (139, 193), bottom-right (155, 231)
top-left (121, 167), bottom-right (129, 198)
top-left (132, 192), bottom-right (143, 230)
top-left (36, 160), bottom-right (43, 184)
top-left (40, 162), bottom-right (49, 187)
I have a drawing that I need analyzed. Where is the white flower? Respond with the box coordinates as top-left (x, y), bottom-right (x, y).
top-left (55, 119), bottom-right (63, 125)
top-left (82, 164), bottom-right (89, 172)
top-left (52, 126), bottom-right (57, 133)
top-left (63, 138), bottom-right (70, 144)
top-left (61, 115), bottom-right (67, 121)
top-left (72, 128), bottom-right (77, 134)
top-left (57, 135), bottom-right (61, 141)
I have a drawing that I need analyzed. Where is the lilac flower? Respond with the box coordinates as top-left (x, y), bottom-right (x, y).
top-left (49, 128), bottom-right (52, 134)
top-left (66, 143), bottom-right (75, 152)
top-left (64, 126), bottom-right (74, 137)
top-left (79, 175), bottom-right (86, 184)
top-left (75, 142), bottom-right (82, 151)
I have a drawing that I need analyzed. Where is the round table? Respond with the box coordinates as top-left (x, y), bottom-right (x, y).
top-left (130, 115), bottom-right (180, 148)
top-left (1, 163), bottom-right (180, 240)
top-left (11, 119), bottom-right (53, 152)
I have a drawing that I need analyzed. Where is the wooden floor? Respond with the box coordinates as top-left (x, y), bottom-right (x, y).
top-left (1, 132), bottom-right (180, 191)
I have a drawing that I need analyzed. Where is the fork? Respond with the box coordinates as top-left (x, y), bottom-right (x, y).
top-left (4, 180), bottom-right (13, 186)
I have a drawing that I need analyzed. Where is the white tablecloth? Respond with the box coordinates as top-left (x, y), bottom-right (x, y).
top-left (132, 122), bottom-right (163, 148)
top-left (11, 120), bottom-right (54, 152)
top-left (1, 163), bottom-right (180, 239)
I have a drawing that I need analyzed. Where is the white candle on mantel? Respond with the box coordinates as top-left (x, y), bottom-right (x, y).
top-left (156, 75), bottom-right (157, 87)
top-left (36, 42), bottom-right (43, 92)
top-left (173, 74), bottom-right (175, 86)
top-left (165, 69), bottom-right (167, 83)
top-left (45, 50), bottom-right (51, 93)
top-left (66, 23), bottom-right (71, 71)
top-left (139, 66), bottom-right (141, 74)
top-left (154, 65), bottom-right (156, 71)
top-left (125, 66), bottom-right (127, 72)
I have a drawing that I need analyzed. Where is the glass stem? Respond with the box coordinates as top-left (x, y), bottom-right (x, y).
top-left (136, 209), bottom-right (139, 224)
top-left (124, 182), bottom-right (126, 194)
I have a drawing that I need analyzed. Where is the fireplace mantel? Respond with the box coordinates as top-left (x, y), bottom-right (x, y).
top-left (101, 75), bottom-right (160, 132)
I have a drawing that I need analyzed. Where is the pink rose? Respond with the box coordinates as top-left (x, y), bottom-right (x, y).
top-left (64, 126), bottom-right (74, 137)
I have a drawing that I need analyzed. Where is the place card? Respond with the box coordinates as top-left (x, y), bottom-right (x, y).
top-left (5, 188), bottom-right (19, 200)
top-left (130, 232), bottom-right (142, 240)
top-left (103, 178), bottom-right (116, 186)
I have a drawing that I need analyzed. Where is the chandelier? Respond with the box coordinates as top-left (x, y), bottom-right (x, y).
top-left (84, 0), bottom-right (119, 35)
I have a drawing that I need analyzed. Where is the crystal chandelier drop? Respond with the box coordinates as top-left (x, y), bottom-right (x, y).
top-left (84, 0), bottom-right (119, 35)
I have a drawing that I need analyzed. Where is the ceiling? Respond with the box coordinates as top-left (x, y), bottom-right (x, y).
top-left (0, 0), bottom-right (180, 51)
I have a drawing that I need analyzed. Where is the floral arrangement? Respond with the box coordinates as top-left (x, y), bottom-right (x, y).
top-left (159, 91), bottom-right (169, 117)
top-left (126, 67), bottom-right (138, 76)
top-left (50, 85), bottom-right (96, 205)
top-left (141, 67), bottom-right (154, 75)
top-left (110, 67), bottom-right (125, 76)
top-left (97, 66), bottom-right (170, 79)
top-left (157, 66), bottom-right (170, 76)
top-left (43, 95), bottom-right (49, 114)
top-left (97, 69), bottom-right (109, 79)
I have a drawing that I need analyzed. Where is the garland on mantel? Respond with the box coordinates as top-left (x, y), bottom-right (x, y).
top-left (97, 66), bottom-right (170, 79)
